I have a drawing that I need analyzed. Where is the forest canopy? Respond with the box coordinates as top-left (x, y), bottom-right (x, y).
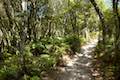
top-left (0, 0), bottom-right (120, 80)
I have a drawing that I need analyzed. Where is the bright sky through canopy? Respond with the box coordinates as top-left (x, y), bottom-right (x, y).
top-left (104, 0), bottom-right (112, 8)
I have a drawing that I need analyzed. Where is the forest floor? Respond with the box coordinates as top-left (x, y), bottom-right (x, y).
top-left (42, 39), bottom-right (101, 80)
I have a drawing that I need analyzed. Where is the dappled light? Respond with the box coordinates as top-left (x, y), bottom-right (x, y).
top-left (0, 0), bottom-right (120, 80)
top-left (41, 39), bottom-right (98, 80)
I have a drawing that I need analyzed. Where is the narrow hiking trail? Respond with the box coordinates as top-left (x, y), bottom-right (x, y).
top-left (42, 39), bottom-right (99, 80)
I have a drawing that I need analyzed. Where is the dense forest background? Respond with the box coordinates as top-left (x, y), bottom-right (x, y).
top-left (0, 0), bottom-right (120, 80)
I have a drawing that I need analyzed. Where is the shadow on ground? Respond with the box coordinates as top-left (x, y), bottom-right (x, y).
top-left (42, 39), bottom-right (98, 80)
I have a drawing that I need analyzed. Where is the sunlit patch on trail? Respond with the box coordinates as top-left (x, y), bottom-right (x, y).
top-left (42, 39), bottom-right (98, 80)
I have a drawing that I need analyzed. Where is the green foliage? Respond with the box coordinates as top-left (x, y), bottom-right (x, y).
top-left (39, 54), bottom-right (56, 70)
top-left (30, 76), bottom-right (40, 80)
top-left (0, 36), bottom-right (71, 79)
top-left (65, 35), bottom-right (81, 53)
top-left (22, 75), bottom-right (41, 80)
top-left (0, 61), bottom-right (19, 80)
top-left (0, 0), bottom-right (106, 79)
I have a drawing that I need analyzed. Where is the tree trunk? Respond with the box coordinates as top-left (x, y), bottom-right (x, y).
top-left (113, 0), bottom-right (120, 79)
top-left (89, 0), bottom-right (106, 49)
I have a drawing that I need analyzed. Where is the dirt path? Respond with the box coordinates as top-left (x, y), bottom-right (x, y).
top-left (42, 39), bottom-right (98, 80)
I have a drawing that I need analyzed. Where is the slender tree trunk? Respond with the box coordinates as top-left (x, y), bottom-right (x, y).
top-left (0, 40), bottom-right (4, 62)
top-left (89, 0), bottom-right (106, 49)
top-left (70, 10), bottom-right (78, 36)
top-left (113, 0), bottom-right (120, 79)
top-left (113, 0), bottom-right (120, 51)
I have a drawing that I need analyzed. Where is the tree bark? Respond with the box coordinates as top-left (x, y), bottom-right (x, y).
top-left (89, 0), bottom-right (106, 49)
top-left (113, 0), bottom-right (120, 79)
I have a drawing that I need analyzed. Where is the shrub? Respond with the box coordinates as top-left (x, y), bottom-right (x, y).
top-left (65, 35), bottom-right (81, 54)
